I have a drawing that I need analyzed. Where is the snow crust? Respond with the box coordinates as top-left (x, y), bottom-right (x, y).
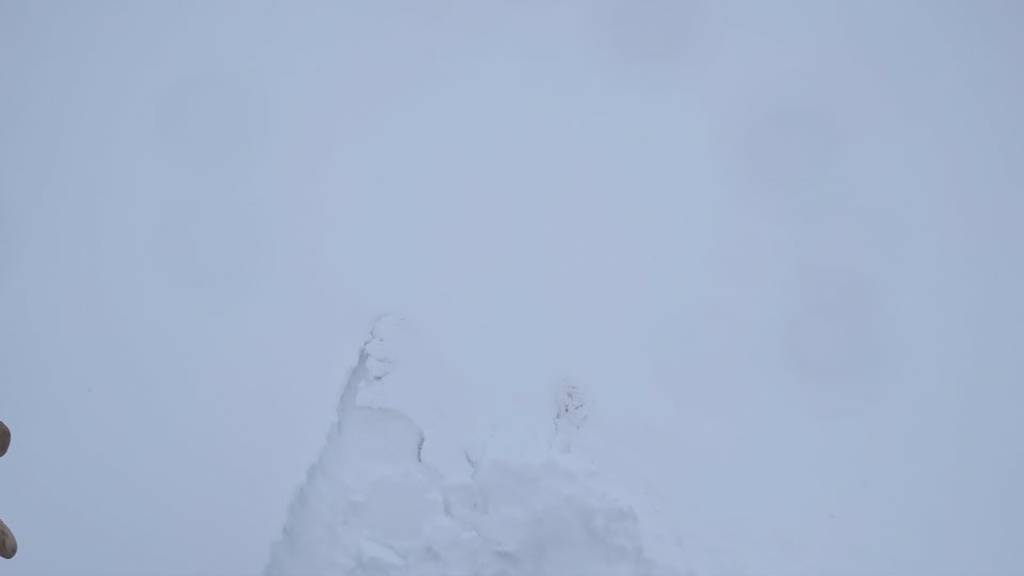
top-left (266, 317), bottom-right (678, 575)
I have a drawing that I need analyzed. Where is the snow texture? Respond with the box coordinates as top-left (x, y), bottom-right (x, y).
top-left (266, 317), bottom-right (677, 576)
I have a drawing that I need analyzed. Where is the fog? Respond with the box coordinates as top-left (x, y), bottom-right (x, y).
top-left (1, 1), bottom-right (1021, 575)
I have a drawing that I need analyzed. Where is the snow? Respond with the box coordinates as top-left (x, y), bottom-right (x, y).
top-left (2, 2), bottom-right (1023, 575)
top-left (267, 317), bottom-right (678, 575)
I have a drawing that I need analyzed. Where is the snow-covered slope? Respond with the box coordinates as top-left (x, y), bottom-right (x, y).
top-left (266, 317), bottom-right (679, 575)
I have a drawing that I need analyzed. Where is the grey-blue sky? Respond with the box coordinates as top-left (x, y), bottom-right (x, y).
top-left (1, 1), bottom-right (1021, 575)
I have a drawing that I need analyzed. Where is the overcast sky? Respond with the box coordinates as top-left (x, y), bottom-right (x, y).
top-left (1, 1), bottom-right (1022, 575)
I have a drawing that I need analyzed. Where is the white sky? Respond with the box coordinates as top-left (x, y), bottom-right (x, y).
top-left (1, 1), bottom-right (1022, 575)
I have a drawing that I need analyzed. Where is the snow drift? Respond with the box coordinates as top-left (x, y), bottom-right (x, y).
top-left (265, 317), bottom-right (678, 575)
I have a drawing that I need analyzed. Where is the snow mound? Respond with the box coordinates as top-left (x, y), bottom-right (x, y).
top-left (266, 317), bottom-right (679, 576)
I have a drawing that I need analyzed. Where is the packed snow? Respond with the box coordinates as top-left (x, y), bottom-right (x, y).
top-left (266, 317), bottom-right (679, 576)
